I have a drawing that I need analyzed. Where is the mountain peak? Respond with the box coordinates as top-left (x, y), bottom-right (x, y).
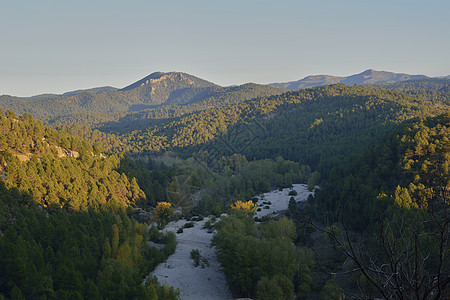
top-left (120, 72), bottom-right (218, 91)
top-left (360, 69), bottom-right (376, 75)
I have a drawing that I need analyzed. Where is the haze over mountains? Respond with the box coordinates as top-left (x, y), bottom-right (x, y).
top-left (269, 69), bottom-right (431, 90)
top-left (0, 72), bottom-right (285, 123)
top-left (1, 69), bottom-right (445, 98)
top-left (0, 69), bottom-right (448, 125)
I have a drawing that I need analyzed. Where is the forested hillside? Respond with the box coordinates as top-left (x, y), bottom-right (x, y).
top-left (378, 77), bottom-right (450, 93)
top-left (0, 73), bottom-right (285, 125)
top-left (315, 114), bottom-right (449, 298)
top-left (0, 109), bottom-right (182, 299)
top-left (0, 183), bottom-right (180, 299)
top-left (200, 114), bottom-right (449, 299)
top-left (0, 110), bottom-right (145, 211)
top-left (60, 84), bottom-right (449, 176)
top-left (1, 72), bottom-right (449, 299)
top-left (318, 112), bottom-right (449, 227)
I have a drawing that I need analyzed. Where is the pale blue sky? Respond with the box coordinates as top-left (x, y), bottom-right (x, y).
top-left (1, 0), bottom-right (449, 96)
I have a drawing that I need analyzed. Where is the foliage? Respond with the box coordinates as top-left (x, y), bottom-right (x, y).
top-left (256, 275), bottom-right (294, 300)
top-left (190, 249), bottom-right (201, 267)
top-left (319, 113), bottom-right (449, 229)
top-left (320, 278), bottom-right (344, 300)
top-left (288, 190), bottom-right (297, 196)
top-left (317, 114), bottom-right (449, 298)
top-left (212, 214), bottom-right (313, 298)
top-left (307, 171), bottom-right (321, 191)
top-left (1, 79), bottom-right (449, 299)
top-left (115, 156), bottom-right (176, 207)
top-left (230, 200), bottom-right (257, 214)
top-left (155, 202), bottom-right (174, 227)
top-left (0, 183), bottom-right (175, 299)
top-left (0, 75), bottom-right (285, 126)
top-left (144, 276), bottom-right (180, 300)
top-left (196, 156), bottom-right (311, 215)
top-left (53, 84), bottom-right (450, 178)
top-left (0, 111), bottom-right (145, 211)
top-left (378, 77), bottom-right (450, 93)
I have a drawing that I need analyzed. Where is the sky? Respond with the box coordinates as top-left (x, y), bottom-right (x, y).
top-left (1, 0), bottom-right (449, 96)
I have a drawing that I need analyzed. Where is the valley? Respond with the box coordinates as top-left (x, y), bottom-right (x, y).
top-left (149, 184), bottom-right (315, 299)
top-left (0, 71), bottom-right (448, 299)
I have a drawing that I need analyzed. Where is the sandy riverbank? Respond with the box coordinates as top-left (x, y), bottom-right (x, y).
top-left (150, 217), bottom-right (232, 300)
top-left (150, 183), bottom-right (315, 299)
top-left (255, 183), bottom-right (315, 218)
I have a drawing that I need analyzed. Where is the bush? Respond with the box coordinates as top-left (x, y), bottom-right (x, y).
top-left (190, 215), bottom-right (204, 222)
top-left (256, 275), bottom-right (294, 300)
top-left (203, 220), bottom-right (214, 230)
top-left (288, 190), bottom-right (298, 196)
top-left (149, 225), bottom-right (162, 242)
top-left (320, 278), bottom-right (343, 300)
top-left (183, 221), bottom-right (195, 229)
top-left (190, 249), bottom-right (200, 267)
top-left (162, 232), bottom-right (177, 256)
top-left (307, 194), bottom-right (315, 205)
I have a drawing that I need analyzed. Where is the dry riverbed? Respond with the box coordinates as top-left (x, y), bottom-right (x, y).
top-left (254, 183), bottom-right (315, 218)
top-left (150, 217), bottom-right (231, 300)
top-left (149, 183), bottom-right (315, 299)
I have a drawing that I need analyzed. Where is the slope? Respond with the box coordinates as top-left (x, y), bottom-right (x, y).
top-left (314, 114), bottom-right (449, 298)
top-left (0, 72), bottom-right (285, 125)
top-left (77, 84), bottom-right (449, 176)
top-left (377, 77), bottom-right (450, 93)
top-left (270, 69), bottom-right (428, 90)
top-left (0, 109), bottom-right (145, 211)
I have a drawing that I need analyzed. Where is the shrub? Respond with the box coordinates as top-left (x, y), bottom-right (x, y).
top-left (183, 222), bottom-right (195, 229)
top-left (190, 249), bottom-right (200, 267)
top-left (203, 220), bottom-right (214, 230)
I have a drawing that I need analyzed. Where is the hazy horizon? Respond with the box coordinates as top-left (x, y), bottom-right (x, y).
top-left (1, 0), bottom-right (449, 97)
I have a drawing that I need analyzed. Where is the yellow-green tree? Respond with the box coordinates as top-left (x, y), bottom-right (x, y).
top-left (230, 200), bottom-right (257, 215)
top-left (155, 202), bottom-right (174, 226)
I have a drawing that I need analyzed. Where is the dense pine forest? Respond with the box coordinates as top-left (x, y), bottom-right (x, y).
top-left (316, 114), bottom-right (449, 298)
top-left (56, 83), bottom-right (449, 175)
top-left (0, 74), bottom-right (448, 299)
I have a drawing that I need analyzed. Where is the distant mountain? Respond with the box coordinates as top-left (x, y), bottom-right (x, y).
top-left (377, 78), bottom-right (450, 93)
top-left (61, 86), bottom-right (118, 97)
top-left (270, 75), bottom-right (343, 90)
top-left (120, 72), bottom-right (220, 109)
top-left (121, 72), bottom-right (216, 91)
top-left (0, 72), bottom-right (285, 124)
top-left (270, 69), bottom-right (428, 90)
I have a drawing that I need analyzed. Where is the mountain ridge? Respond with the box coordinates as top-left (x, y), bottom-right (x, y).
top-left (270, 69), bottom-right (429, 90)
top-left (0, 72), bottom-right (286, 124)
